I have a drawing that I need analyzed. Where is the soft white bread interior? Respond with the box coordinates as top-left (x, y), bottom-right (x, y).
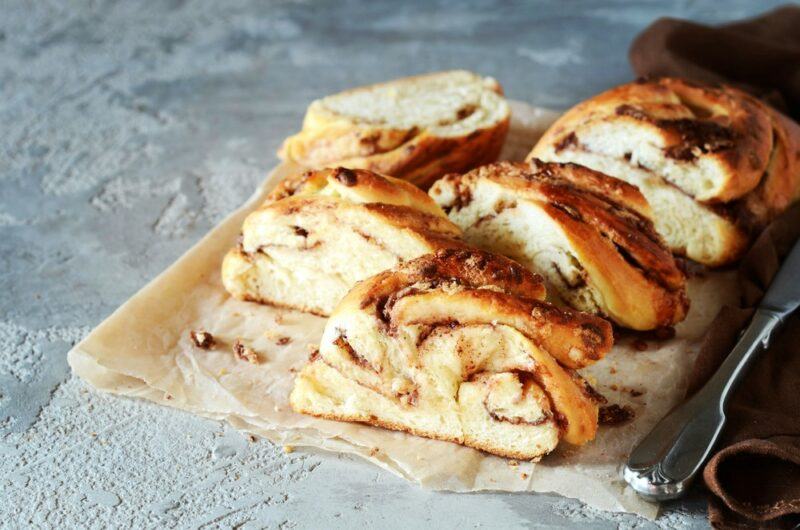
top-left (429, 161), bottom-right (689, 330)
top-left (279, 70), bottom-right (511, 188)
top-left (530, 78), bottom-right (800, 266)
top-left (290, 249), bottom-right (613, 460)
top-left (222, 168), bottom-right (465, 316)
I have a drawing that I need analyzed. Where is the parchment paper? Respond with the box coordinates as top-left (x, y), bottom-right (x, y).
top-left (68, 101), bottom-right (740, 518)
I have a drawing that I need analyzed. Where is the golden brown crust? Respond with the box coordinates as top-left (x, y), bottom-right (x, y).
top-left (343, 249), bottom-right (612, 368)
top-left (529, 77), bottom-right (800, 266)
top-left (267, 167), bottom-right (448, 219)
top-left (331, 119), bottom-right (511, 189)
top-left (291, 249), bottom-right (613, 456)
top-left (355, 247), bottom-right (546, 304)
top-left (223, 168), bottom-right (466, 315)
top-left (732, 105), bottom-right (800, 231)
top-left (534, 78), bottom-right (773, 202)
top-left (430, 161), bottom-right (689, 330)
top-left (278, 71), bottom-right (511, 189)
top-left (530, 158), bottom-right (651, 217)
top-left (255, 195), bottom-right (461, 241)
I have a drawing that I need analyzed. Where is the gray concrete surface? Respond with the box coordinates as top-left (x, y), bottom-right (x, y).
top-left (0, 1), bottom-right (785, 527)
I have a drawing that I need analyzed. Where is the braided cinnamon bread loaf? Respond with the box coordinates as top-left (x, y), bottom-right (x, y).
top-left (530, 78), bottom-right (800, 266)
top-left (429, 161), bottom-right (688, 330)
top-left (290, 249), bottom-right (613, 459)
top-left (222, 168), bottom-right (465, 316)
top-left (279, 71), bottom-right (511, 189)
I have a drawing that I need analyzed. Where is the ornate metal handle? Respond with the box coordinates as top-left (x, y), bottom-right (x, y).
top-left (623, 309), bottom-right (783, 501)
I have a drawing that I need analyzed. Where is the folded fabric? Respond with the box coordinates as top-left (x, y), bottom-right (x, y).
top-left (631, 9), bottom-right (800, 527)
top-left (629, 6), bottom-right (800, 121)
top-left (687, 205), bottom-right (800, 528)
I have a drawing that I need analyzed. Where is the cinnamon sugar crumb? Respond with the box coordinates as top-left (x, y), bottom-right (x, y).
top-left (232, 339), bottom-right (259, 364)
top-left (264, 330), bottom-right (292, 345)
top-left (599, 404), bottom-right (635, 425)
top-left (190, 329), bottom-right (215, 349)
top-left (653, 326), bottom-right (676, 341)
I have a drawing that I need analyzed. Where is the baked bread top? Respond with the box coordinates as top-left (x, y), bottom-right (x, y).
top-left (341, 248), bottom-right (612, 370)
top-left (530, 78), bottom-right (800, 266)
top-left (290, 249), bottom-right (613, 458)
top-left (278, 70), bottom-right (511, 188)
top-left (429, 161), bottom-right (688, 330)
top-left (537, 78), bottom-right (774, 202)
top-left (267, 167), bottom-right (447, 218)
top-left (222, 168), bottom-right (464, 316)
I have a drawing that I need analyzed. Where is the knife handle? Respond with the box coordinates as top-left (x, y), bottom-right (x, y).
top-left (623, 309), bottom-right (783, 501)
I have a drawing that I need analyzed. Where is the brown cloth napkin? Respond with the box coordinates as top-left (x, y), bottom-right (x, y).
top-left (691, 206), bottom-right (800, 529)
top-left (629, 6), bottom-right (800, 121)
top-left (630, 8), bottom-right (800, 528)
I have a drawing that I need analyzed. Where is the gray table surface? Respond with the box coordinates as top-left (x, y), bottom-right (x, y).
top-left (1, 1), bottom-right (785, 528)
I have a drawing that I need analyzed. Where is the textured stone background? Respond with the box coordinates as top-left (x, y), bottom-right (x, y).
top-left (0, 1), bottom-right (786, 528)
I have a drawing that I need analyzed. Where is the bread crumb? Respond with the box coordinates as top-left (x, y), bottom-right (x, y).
top-left (232, 339), bottom-right (259, 364)
top-left (247, 434), bottom-right (257, 443)
top-left (632, 339), bottom-right (648, 351)
top-left (218, 368), bottom-right (228, 376)
top-left (369, 447), bottom-right (380, 457)
top-left (283, 445), bottom-right (295, 454)
top-left (190, 329), bottom-right (215, 349)
top-left (599, 404), bottom-right (635, 425)
top-left (165, 393), bottom-right (173, 400)
top-left (273, 314), bottom-right (285, 325)
top-left (609, 367), bottom-right (617, 374)
top-left (307, 343), bottom-right (318, 353)
top-left (507, 460), bottom-right (519, 468)
top-left (521, 473), bottom-right (529, 480)
top-left (653, 326), bottom-right (676, 341)
top-left (266, 330), bottom-right (292, 345)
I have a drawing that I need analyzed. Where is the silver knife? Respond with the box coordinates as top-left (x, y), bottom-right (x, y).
top-left (623, 238), bottom-right (800, 501)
